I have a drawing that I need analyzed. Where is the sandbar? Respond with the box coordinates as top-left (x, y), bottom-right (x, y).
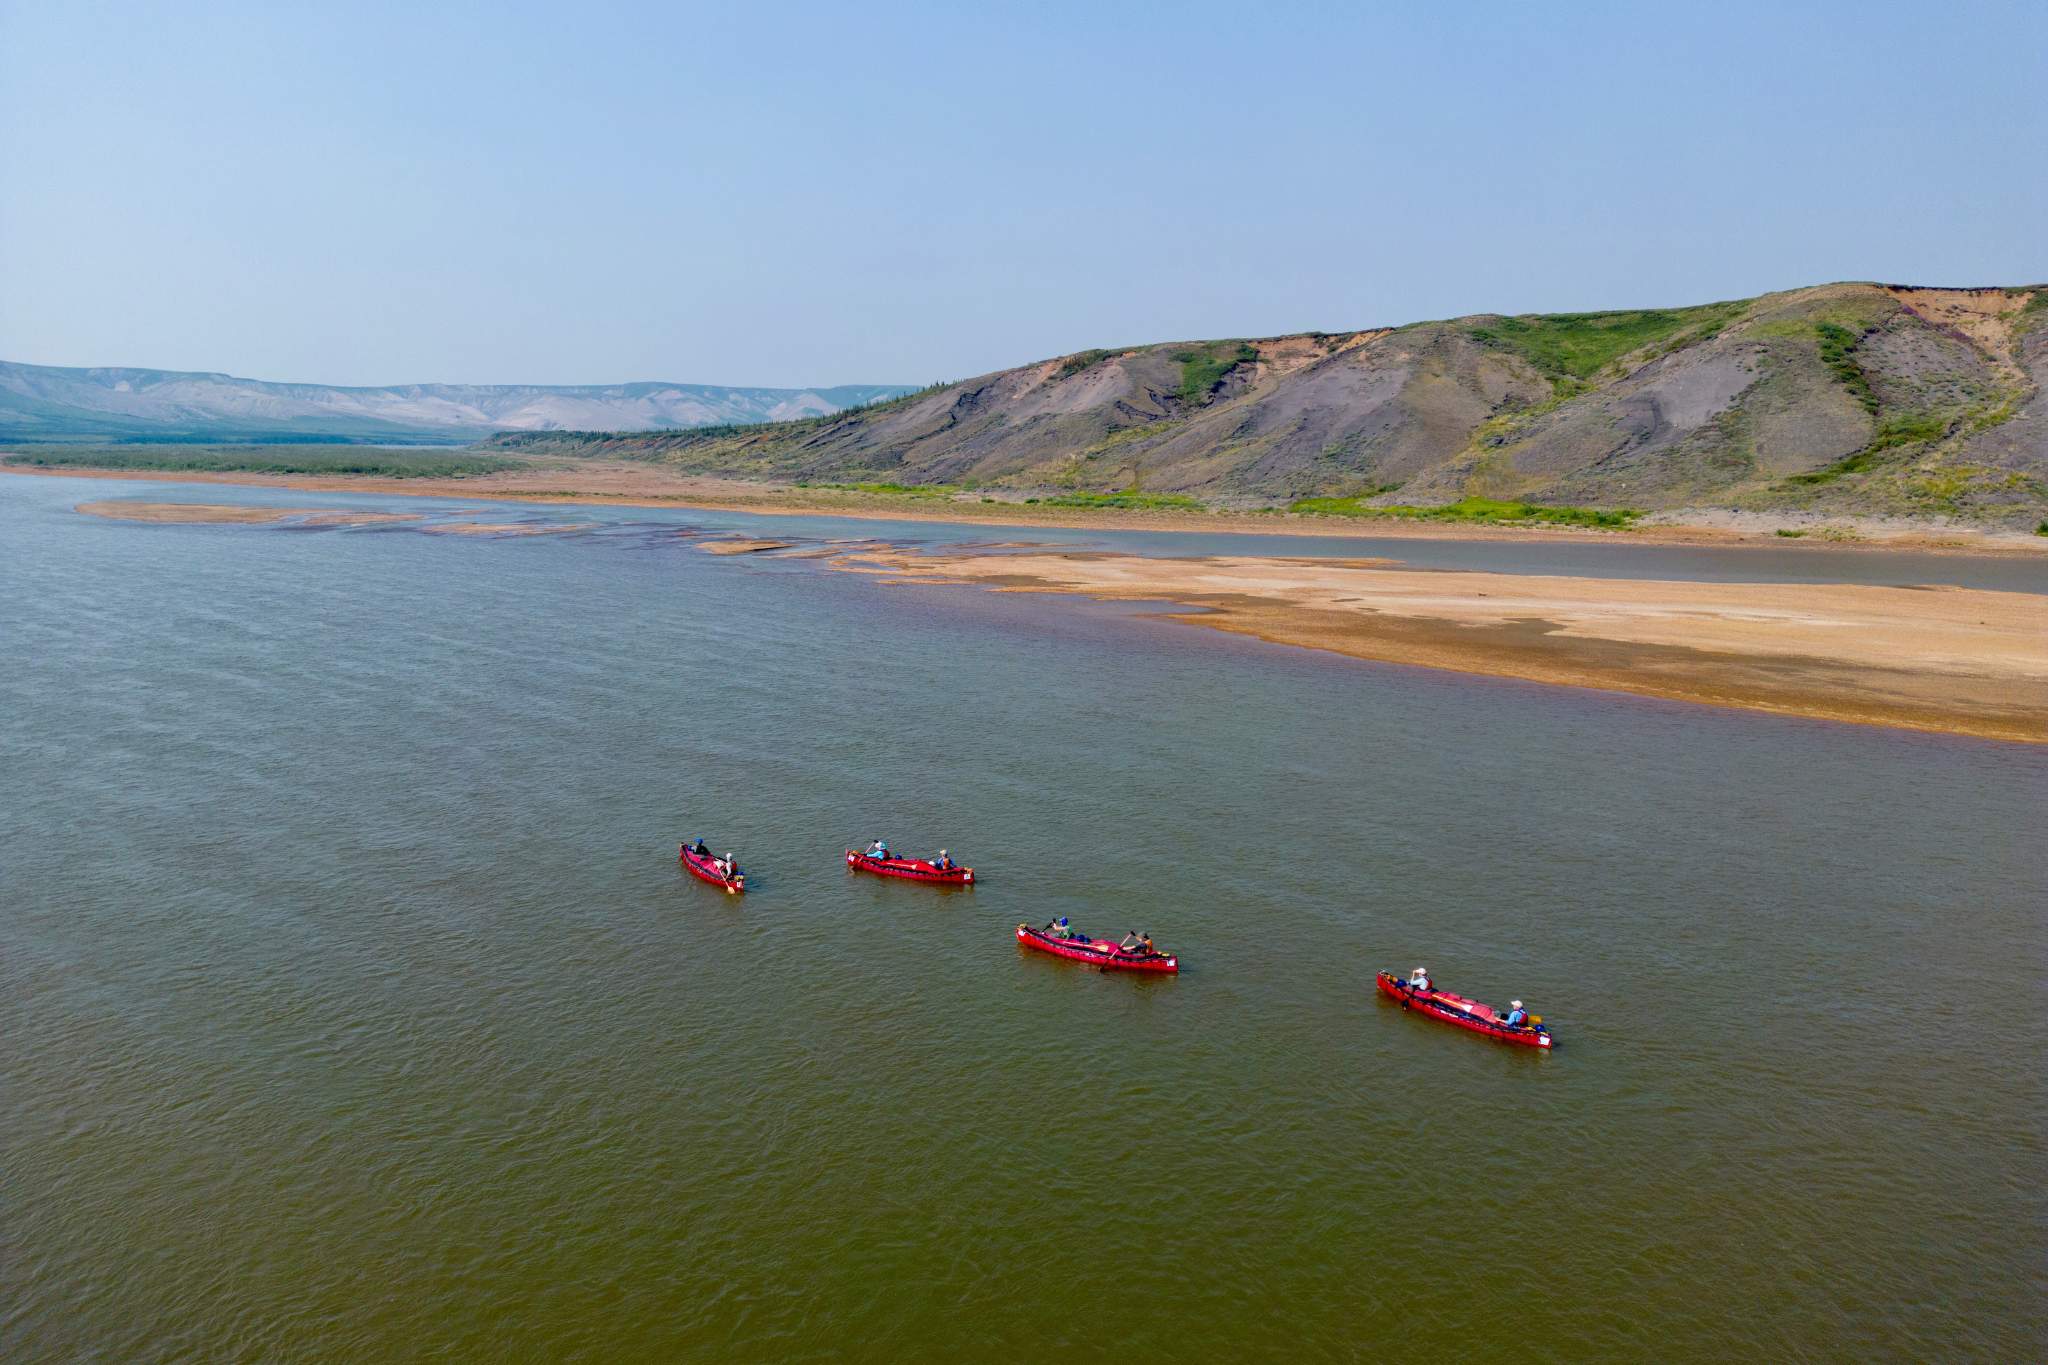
top-left (698, 538), bottom-right (795, 555)
top-left (835, 547), bottom-right (2048, 743)
top-left (76, 500), bottom-right (416, 526)
top-left (420, 521), bottom-right (597, 536)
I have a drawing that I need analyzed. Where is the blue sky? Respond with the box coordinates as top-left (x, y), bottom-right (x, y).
top-left (3, 1), bottom-right (2043, 387)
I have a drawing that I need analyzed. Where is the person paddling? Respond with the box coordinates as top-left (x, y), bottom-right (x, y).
top-left (1408, 966), bottom-right (1432, 992)
top-left (1503, 1000), bottom-right (1529, 1028)
top-left (692, 837), bottom-right (712, 859)
top-left (933, 849), bottom-right (953, 871)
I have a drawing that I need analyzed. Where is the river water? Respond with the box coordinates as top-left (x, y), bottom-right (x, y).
top-left (3, 475), bottom-right (2043, 1360)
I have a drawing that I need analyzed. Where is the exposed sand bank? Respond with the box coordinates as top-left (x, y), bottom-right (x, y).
top-left (698, 538), bottom-right (797, 555)
top-left (835, 547), bottom-right (2048, 743)
top-left (295, 511), bottom-right (424, 527)
top-left (72, 500), bottom-right (589, 534)
top-left (75, 500), bottom-right (418, 526)
top-left (418, 521), bottom-right (597, 535)
top-left (21, 465), bottom-right (2047, 556)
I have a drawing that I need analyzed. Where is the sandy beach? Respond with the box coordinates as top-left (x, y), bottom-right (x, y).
top-left (698, 538), bottom-right (798, 555)
top-left (835, 546), bottom-right (2048, 743)
top-left (73, 500), bottom-right (419, 526)
top-left (417, 520), bottom-right (598, 535)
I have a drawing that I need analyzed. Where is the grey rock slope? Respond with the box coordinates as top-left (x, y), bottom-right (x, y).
top-left (0, 361), bottom-right (913, 441)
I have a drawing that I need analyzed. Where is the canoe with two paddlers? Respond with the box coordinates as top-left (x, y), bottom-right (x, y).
top-left (1016, 922), bottom-right (1178, 974)
top-left (846, 848), bottom-right (973, 885)
top-left (1375, 972), bottom-right (1551, 1047)
top-left (680, 843), bottom-right (745, 893)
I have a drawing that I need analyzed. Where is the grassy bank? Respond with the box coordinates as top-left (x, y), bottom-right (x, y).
top-left (2, 445), bottom-right (518, 478)
top-left (774, 483), bottom-right (1208, 512)
top-left (1290, 495), bottom-right (1639, 529)
top-left (1034, 491), bottom-right (1205, 510)
top-left (804, 481), bottom-right (958, 498)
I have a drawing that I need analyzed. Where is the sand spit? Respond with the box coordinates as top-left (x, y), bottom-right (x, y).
top-left (835, 547), bottom-right (2048, 743)
top-left (72, 500), bottom-right (597, 536)
top-left (293, 511), bottom-right (422, 527)
top-left (79, 500), bottom-right (302, 523)
top-left (420, 521), bottom-right (597, 536)
top-left (698, 538), bottom-right (796, 555)
top-left (76, 500), bottom-right (417, 526)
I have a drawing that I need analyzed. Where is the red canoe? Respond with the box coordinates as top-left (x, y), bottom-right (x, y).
top-left (1375, 972), bottom-right (1552, 1048)
top-left (846, 849), bottom-right (973, 885)
top-left (680, 844), bottom-right (745, 893)
top-left (1016, 923), bottom-right (1179, 974)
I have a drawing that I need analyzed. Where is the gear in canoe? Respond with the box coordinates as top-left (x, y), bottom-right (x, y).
top-left (847, 841), bottom-right (973, 885)
top-left (1016, 921), bottom-right (1178, 974)
top-left (680, 838), bottom-right (745, 893)
top-left (1376, 970), bottom-right (1551, 1047)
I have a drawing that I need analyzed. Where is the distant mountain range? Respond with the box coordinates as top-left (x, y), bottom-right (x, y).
top-left (0, 361), bottom-right (915, 442)
top-left (490, 282), bottom-right (2048, 523)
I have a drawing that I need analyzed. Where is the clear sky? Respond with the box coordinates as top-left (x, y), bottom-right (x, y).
top-left (3, 0), bottom-right (2044, 388)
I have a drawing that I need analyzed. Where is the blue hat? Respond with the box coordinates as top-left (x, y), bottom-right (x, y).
top-left (1057, 917), bottom-right (1069, 926)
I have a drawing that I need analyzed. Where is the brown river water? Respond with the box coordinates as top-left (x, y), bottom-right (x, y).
top-left (3, 476), bottom-right (2043, 1360)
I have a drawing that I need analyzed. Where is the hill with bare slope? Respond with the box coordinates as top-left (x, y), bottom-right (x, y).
top-left (489, 283), bottom-right (2048, 524)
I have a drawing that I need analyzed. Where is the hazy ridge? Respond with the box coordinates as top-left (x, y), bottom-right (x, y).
top-left (0, 361), bottom-right (914, 442)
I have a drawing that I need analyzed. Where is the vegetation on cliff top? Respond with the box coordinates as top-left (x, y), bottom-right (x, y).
top-left (1468, 300), bottom-right (1749, 387)
top-left (1056, 349), bottom-right (1120, 379)
top-left (1175, 342), bottom-right (1258, 406)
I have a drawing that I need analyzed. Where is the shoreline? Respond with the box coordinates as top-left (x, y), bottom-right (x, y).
top-left (57, 487), bottom-right (2048, 742)
top-left (831, 547), bottom-right (2048, 745)
top-left (10, 462), bottom-right (2048, 557)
